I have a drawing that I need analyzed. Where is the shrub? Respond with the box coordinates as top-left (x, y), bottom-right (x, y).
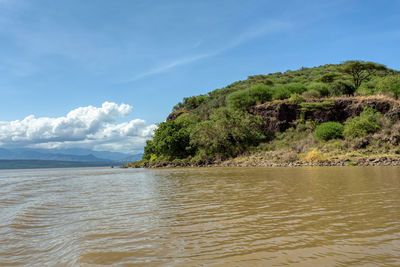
top-left (302, 90), bottom-right (321, 98)
top-left (227, 90), bottom-right (255, 109)
top-left (248, 84), bottom-right (273, 104)
top-left (343, 107), bottom-right (383, 138)
top-left (288, 93), bottom-right (305, 104)
top-left (273, 86), bottom-right (291, 100)
top-left (182, 95), bottom-right (208, 110)
top-left (303, 150), bottom-right (325, 162)
top-left (281, 151), bottom-right (298, 162)
top-left (314, 122), bottom-right (344, 141)
top-left (357, 77), bottom-right (380, 96)
top-left (284, 83), bottom-right (307, 94)
top-left (190, 107), bottom-right (266, 159)
top-left (307, 82), bottom-right (330, 97)
top-left (227, 84), bottom-right (273, 109)
top-left (300, 100), bottom-right (334, 112)
top-left (329, 80), bottom-right (355, 96)
top-left (376, 75), bottom-right (400, 98)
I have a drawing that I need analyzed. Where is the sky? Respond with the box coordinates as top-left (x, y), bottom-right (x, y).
top-left (0, 0), bottom-right (399, 153)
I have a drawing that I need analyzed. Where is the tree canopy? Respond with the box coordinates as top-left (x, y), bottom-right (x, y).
top-left (340, 60), bottom-right (388, 90)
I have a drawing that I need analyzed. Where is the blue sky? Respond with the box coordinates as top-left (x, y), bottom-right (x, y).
top-left (0, 0), bottom-right (399, 153)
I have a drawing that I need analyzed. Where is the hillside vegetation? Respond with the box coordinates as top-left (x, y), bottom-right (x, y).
top-left (127, 61), bottom-right (400, 167)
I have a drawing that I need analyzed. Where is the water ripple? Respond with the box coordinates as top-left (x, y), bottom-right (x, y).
top-left (0, 167), bottom-right (400, 266)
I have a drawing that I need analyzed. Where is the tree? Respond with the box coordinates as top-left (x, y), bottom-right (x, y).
top-left (145, 114), bottom-right (198, 160)
top-left (340, 61), bottom-right (387, 90)
top-left (190, 108), bottom-right (266, 159)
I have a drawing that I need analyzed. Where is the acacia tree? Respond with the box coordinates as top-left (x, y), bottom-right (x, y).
top-left (341, 61), bottom-right (387, 90)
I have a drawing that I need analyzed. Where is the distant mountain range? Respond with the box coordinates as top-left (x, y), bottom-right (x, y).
top-left (0, 148), bottom-right (143, 163)
top-left (0, 160), bottom-right (117, 170)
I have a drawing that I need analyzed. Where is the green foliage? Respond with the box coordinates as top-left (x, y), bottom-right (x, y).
top-left (228, 84), bottom-right (273, 109)
top-left (302, 90), bottom-right (321, 98)
top-left (329, 80), bottom-right (356, 96)
top-left (143, 114), bottom-right (199, 160)
top-left (319, 72), bottom-right (341, 83)
top-left (376, 75), bottom-right (400, 98)
top-left (288, 93), bottom-right (305, 104)
top-left (248, 84), bottom-right (273, 104)
top-left (190, 108), bottom-right (266, 159)
top-left (143, 140), bottom-right (155, 160)
top-left (173, 95), bottom-right (209, 111)
top-left (172, 102), bottom-right (184, 111)
top-left (227, 89), bottom-right (255, 109)
top-left (343, 108), bottom-right (383, 138)
top-left (152, 121), bottom-right (192, 159)
top-left (172, 61), bottom-right (397, 117)
top-left (300, 100), bottom-right (334, 112)
top-left (184, 95), bottom-right (208, 109)
top-left (284, 83), bottom-right (307, 94)
top-left (314, 122), bottom-right (344, 141)
top-left (357, 77), bottom-right (380, 96)
top-left (272, 86), bottom-right (291, 100)
top-left (307, 82), bottom-right (329, 97)
top-left (340, 60), bottom-right (388, 89)
top-left (142, 61), bottom-right (400, 165)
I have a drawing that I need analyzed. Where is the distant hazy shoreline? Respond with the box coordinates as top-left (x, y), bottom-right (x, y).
top-left (0, 160), bottom-right (117, 170)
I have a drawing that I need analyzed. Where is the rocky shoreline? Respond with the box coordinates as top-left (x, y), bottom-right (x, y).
top-left (125, 156), bottom-right (400, 168)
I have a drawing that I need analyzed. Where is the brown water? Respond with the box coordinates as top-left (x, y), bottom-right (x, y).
top-left (0, 167), bottom-right (400, 266)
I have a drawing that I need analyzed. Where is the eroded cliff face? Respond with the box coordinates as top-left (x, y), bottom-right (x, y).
top-left (167, 96), bottom-right (400, 134)
top-left (248, 96), bottom-right (400, 134)
top-left (166, 109), bottom-right (186, 121)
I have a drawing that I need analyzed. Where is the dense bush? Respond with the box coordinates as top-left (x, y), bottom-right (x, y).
top-left (343, 108), bottom-right (383, 138)
top-left (227, 89), bottom-right (255, 109)
top-left (288, 93), bottom-right (305, 104)
top-left (284, 83), bottom-right (307, 94)
top-left (173, 95), bottom-right (208, 111)
top-left (329, 80), bottom-right (355, 96)
top-left (143, 108), bottom-right (267, 162)
top-left (172, 61), bottom-right (397, 117)
top-left (307, 82), bottom-right (329, 97)
top-left (190, 107), bottom-right (266, 159)
top-left (248, 84), bottom-right (273, 104)
top-left (376, 75), bottom-right (400, 98)
top-left (228, 84), bottom-right (273, 109)
top-left (141, 61), bottom-right (400, 165)
top-left (273, 86), bottom-right (291, 100)
top-left (303, 149), bottom-right (325, 162)
top-left (302, 90), bottom-right (321, 98)
top-left (314, 122), bottom-right (344, 141)
top-left (319, 72), bottom-right (340, 83)
top-left (143, 115), bottom-right (199, 160)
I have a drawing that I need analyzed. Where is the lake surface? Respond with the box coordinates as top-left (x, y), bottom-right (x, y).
top-left (0, 167), bottom-right (400, 266)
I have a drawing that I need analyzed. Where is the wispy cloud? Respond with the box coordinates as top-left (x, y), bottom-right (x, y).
top-left (225, 20), bottom-right (290, 50)
top-left (128, 53), bottom-right (213, 81)
top-left (127, 20), bottom-right (291, 82)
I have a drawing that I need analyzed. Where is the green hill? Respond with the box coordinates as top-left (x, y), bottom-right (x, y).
top-left (128, 60), bottom-right (400, 167)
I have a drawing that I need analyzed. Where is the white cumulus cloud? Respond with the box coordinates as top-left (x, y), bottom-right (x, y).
top-left (0, 102), bottom-right (156, 153)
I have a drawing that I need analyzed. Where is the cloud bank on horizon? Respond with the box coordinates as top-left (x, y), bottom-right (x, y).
top-left (0, 102), bottom-right (156, 153)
